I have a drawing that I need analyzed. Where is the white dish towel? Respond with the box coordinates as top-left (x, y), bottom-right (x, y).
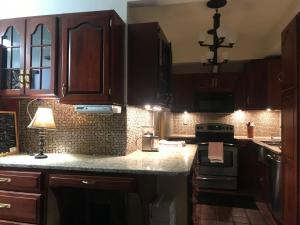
top-left (208, 142), bottom-right (224, 163)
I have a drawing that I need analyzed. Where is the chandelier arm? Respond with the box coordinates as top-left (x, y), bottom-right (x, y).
top-left (198, 42), bottom-right (214, 47)
top-left (219, 44), bottom-right (234, 48)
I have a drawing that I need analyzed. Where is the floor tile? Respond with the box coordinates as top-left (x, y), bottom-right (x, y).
top-left (248, 216), bottom-right (267, 225)
top-left (233, 216), bottom-right (250, 224)
top-left (193, 203), bottom-right (272, 225)
top-left (200, 219), bottom-right (217, 225)
top-left (217, 222), bottom-right (234, 225)
top-left (231, 208), bottom-right (247, 217)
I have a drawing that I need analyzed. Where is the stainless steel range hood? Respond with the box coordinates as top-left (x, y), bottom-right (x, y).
top-left (74, 105), bottom-right (122, 114)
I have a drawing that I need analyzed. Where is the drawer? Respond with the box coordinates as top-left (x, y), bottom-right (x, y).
top-left (0, 220), bottom-right (35, 225)
top-left (49, 174), bottom-right (137, 192)
top-left (0, 191), bottom-right (40, 224)
top-left (0, 171), bottom-right (41, 193)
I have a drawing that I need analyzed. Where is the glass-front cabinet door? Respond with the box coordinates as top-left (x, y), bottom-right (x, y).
top-left (25, 16), bottom-right (57, 97)
top-left (0, 19), bottom-right (25, 96)
top-left (0, 17), bottom-right (56, 98)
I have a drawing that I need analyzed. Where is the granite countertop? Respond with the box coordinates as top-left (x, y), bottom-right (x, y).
top-left (0, 145), bottom-right (197, 176)
top-left (168, 134), bottom-right (196, 138)
top-left (235, 136), bottom-right (281, 154)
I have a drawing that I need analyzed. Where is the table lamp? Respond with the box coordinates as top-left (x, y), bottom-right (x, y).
top-left (28, 107), bottom-right (56, 159)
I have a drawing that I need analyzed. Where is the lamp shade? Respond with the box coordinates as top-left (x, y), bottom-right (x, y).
top-left (28, 107), bottom-right (56, 129)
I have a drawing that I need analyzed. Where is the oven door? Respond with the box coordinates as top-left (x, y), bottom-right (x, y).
top-left (196, 143), bottom-right (238, 177)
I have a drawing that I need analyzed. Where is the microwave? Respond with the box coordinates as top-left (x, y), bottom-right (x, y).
top-left (194, 92), bottom-right (235, 113)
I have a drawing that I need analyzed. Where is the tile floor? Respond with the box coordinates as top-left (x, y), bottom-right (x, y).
top-left (193, 204), bottom-right (269, 225)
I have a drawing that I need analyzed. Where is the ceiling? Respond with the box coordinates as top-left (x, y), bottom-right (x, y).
top-left (128, 0), bottom-right (299, 63)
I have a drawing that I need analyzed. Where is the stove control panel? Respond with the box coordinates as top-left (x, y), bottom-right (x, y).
top-left (195, 123), bottom-right (234, 134)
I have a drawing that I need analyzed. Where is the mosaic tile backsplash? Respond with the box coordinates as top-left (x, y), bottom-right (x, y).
top-left (19, 100), bottom-right (152, 155)
top-left (170, 110), bottom-right (281, 137)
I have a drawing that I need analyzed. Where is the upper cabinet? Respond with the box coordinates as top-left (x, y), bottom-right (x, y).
top-left (281, 18), bottom-right (297, 91)
top-left (245, 57), bottom-right (281, 110)
top-left (0, 11), bottom-right (125, 105)
top-left (59, 11), bottom-right (124, 104)
top-left (245, 60), bottom-right (268, 110)
top-left (171, 73), bottom-right (241, 112)
top-left (0, 16), bottom-right (57, 98)
top-left (128, 22), bottom-right (172, 107)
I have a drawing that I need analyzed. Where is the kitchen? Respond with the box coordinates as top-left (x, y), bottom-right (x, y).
top-left (0, 0), bottom-right (297, 225)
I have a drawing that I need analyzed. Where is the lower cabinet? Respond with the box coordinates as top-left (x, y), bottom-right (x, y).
top-left (0, 170), bottom-right (42, 225)
top-left (0, 191), bottom-right (40, 224)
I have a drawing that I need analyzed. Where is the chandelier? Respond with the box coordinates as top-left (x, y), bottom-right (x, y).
top-left (198, 0), bottom-right (236, 68)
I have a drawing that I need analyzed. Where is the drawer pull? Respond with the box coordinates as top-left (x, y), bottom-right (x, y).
top-left (0, 178), bottom-right (11, 183)
top-left (81, 180), bottom-right (96, 185)
top-left (0, 203), bottom-right (11, 209)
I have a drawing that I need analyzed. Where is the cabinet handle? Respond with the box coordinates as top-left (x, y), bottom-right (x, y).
top-left (81, 180), bottom-right (96, 185)
top-left (211, 79), bottom-right (215, 88)
top-left (25, 70), bottom-right (30, 89)
top-left (0, 178), bottom-right (11, 183)
top-left (247, 96), bottom-right (250, 105)
top-left (62, 84), bottom-right (67, 97)
top-left (0, 203), bottom-right (11, 209)
top-left (277, 72), bottom-right (283, 82)
top-left (19, 74), bottom-right (24, 89)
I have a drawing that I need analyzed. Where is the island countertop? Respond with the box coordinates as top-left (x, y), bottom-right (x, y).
top-left (0, 145), bottom-right (197, 176)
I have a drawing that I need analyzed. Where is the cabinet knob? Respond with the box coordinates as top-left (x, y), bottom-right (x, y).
top-left (0, 177), bottom-right (11, 183)
top-left (0, 203), bottom-right (11, 209)
top-left (277, 72), bottom-right (283, 83)
top-left (81, 180), bottom-right (96, 185)
top-left (62, 84), bottom-right (67, 97)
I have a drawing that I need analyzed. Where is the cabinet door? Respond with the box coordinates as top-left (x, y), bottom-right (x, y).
top-left (0, 19), bottom-right (25, 96)
top-left (193, 74), bottom-right (214, 91)
top-left (245, 60), bottom-right (268, 110)
top-left (281, 17), bottom-right (298, 91)
top-left (171, 74), bottom-right (195, 111)
top-left (215, 73), bottom-right (239, 91)
top-left (267, 57), bottom-right (281, 109)
top-left (234, 73), bottom-right (246, 110)
top-left (60, 13), bottom-right (111, 104)
top-left (281, 89), bottom-right (298, 225)
top-left (25, 16), bottom-right (57, 97)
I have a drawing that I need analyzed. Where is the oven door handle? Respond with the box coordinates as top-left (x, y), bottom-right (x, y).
top-left (196, 176), bottom-right (236, 181)
top-left (198, 142), bottom-right (235, 147)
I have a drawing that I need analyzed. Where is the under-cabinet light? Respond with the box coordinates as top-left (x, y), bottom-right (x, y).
top-left (153, 106), bottom-right (162, 111)
top-left (144, 105), bottom-right (152, 110)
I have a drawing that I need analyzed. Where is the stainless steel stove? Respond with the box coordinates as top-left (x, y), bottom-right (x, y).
top-left (195, 123), bottom-right (238, 190)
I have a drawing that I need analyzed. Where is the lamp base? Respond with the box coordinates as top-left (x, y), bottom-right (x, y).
top-left (34, 153), bottom-right (48, 159)
top-left (207, 0), bottom-right (227, 9)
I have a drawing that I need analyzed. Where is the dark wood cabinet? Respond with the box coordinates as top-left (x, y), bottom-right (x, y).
top-left (128, 22), bottom-right (172, 107)
top-left (281, 14), bottom-right (300, 225)
top-left (172, 74), bottom-right (195, 112)
top-left (0, 170), bottom-right (42, 225)
top-left (281, 18), bottom-right (297, 91)
top-left (244, 57), bottom-right (281, 110)
top-left (60, 11), bottom-right (124, 104)
top-left (245, 60), bottom-right (268, 110)
top-left (266, 57), bottom-right (281, 109)
top-left (0, 16), bottom-right (57, 98)
top-left (0, 19), bottom-right (25, 97)
top-left (281, 89), bottom-right (298, 225)
top-left (171, 73), bottom-right (241, 112)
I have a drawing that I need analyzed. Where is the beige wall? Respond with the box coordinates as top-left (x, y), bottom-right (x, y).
top-left (264, 1), bottom-right (300, 55)
top-left (128, 1), bottom-right (297, 63)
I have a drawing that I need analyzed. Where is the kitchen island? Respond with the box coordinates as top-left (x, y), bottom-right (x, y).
top-left (0, 145), bottom-right (197, 225)
top-left (0, 145), bottom-right (197, 176)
